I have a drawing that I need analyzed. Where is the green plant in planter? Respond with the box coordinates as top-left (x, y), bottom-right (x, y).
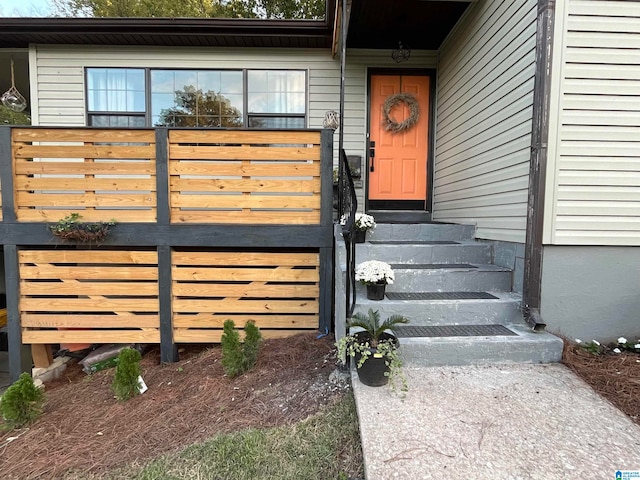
top-left (49, 213), bottom-right (116, 244)
top-left (336, 308), bottom-right (409, 391)
top-left (0, 373), bottom-right (45, 429)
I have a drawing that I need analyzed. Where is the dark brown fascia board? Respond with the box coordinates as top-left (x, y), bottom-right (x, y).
top-left (0, 16), bottom-right (331, 36)
top-left (0, 14), bottom-right (333, 47)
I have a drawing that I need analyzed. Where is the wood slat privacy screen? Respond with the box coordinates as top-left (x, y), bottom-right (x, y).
top-left (12, 129), bottom-right (157, 222)
top-left (169, 130), bottom-right (322, 224)
top-left (19, 249), bottom-right (160, 344)
top-left (172, 250), bottom-right (320, 342)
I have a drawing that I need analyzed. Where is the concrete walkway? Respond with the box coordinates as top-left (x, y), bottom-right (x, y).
top-left (352, 363), bottom-right (640, 479)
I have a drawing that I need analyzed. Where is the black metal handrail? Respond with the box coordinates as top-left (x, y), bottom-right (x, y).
top-left (337, 148), bottom-right (358, 319)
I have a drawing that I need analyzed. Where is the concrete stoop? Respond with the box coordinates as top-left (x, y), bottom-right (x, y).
top-left (398, 324), bottom-right (563, 366)
top-left (342, 222), bottom-right (564, 367)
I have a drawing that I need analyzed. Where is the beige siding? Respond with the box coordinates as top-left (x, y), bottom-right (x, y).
top-left (545, 0), bottom-right (640, 245)
top-left (32, 45), bottom-right (437, 211)
top-left (433, 0), bottom-right (538, 243)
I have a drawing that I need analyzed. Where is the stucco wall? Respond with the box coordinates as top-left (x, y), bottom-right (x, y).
top-left (540, 246), bottom-right (640, 342)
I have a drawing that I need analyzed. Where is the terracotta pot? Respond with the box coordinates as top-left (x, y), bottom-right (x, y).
top-left (366, 282), bottom-right (386, 300)
top-left (354, 229), bottom-right (366, 243)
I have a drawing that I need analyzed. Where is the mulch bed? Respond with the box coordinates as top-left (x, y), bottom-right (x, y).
top-left (0, 333), bottom-right (349, 479)
top-left (563, 340), bottom-right (640, 425)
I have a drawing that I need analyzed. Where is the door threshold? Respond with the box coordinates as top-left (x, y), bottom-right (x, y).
top-left (367, 210), bottom-right (432, 223)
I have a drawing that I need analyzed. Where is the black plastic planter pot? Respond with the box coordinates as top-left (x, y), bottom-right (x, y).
top-left (366, 283), bottom-right (386, 300)
top-left (354, 230), bottom-right (366, 243)
top-left (353, 332), bottom-right (399, 387)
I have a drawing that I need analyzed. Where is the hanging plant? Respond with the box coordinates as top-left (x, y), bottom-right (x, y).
top-left (382, 92), bottom-right (420, 134)
top-left (49, 213), bottom-right (116, 244)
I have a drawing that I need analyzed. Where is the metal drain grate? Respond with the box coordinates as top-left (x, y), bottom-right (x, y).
top-left (395, 324), bottom-right (517, 338)
top-left (389, 263), bottom-right (477, 270)
top-left (386, 292), bottom-right (499, 300)
top-left (368, 240), bottom-right (459, 245)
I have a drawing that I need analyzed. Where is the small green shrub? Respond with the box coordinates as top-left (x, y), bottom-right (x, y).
top-left (242, 320), bottom-right (261, 372)
top-left (221, 320), bottom-right (244, 378)
top-left (221, 320), bottom-right (262, 378)
top-left (111, 347), bottom-right (142, 401)
top-left (0, 373), bottom-right (45, 429)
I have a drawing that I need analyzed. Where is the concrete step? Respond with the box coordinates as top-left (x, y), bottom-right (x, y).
top-left (353, 291), bottom-right (523, 326)
top-left (367, 223), bottom-right (475, 242)
top-left (398, 323), bottom-right (563, 366)
top-left (383, 264), bottom-right (512, 292)
top-left (356, 241), bottom-right (492, 264)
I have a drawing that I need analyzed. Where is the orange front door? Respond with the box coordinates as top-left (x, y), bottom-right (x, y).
top-left (368, 74), bottom-right (430, 209)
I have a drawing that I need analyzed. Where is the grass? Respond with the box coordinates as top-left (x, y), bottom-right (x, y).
top-left (69, 394), bottom-right (362, 480)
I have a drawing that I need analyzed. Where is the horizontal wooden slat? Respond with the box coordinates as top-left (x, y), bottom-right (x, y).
top-left (14, 177), bottom-right (156, 191)
top-left (15, 160), bottom-right (156, 175)
top-left (169, 162), bottom-right (320, 177)
top-left (17, 193), bottom-right (156, 208)
top-left (172, 267), bottom-right (318, 282)
top-left (21, 298), bottom-right (159, 311)
top-left (20, 282), bottom-right (159, 296)
top-left (172, 299), bottom-right (317, 313)
top-left (168, 130), bottom-right (320, 144)
top-left (170, 145), bottom-right (320, 161)
top-left (23, 329), bottom-right (160, 344)
top-left (16, 209), bottom-right (156, 222)
top-left (172, 314), bottom-right (318, 329)
top-left (14, 145), bottom-right (155, 159)
top-left (171, 210), bottom-right (320, 224)
top-left (21, 314), bottom-right (159, 328)
top-left (20, 266), bottom-right (158, 280)
top-left (172, 252), bottom-right (318, 266)
top-left (173, 329), bottom-right (313, 343)
top-left (19, 250), bottom-right (157, 264)
top-left (167, 178), bottom-right (319, 193)
top-left (171, 194), bottom-right (319, 209)
top-left (173, 283), bottom-right (318, 298)
top-left (12, 128), bottom-right (155, 143)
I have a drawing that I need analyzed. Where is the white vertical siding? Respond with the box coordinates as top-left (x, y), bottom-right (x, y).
top-left (545, 0), bottom-right (640, 246)
top-left (433, 0), bottom-right (538, 243)
top-left (32, 45), bottom-right (437, 212)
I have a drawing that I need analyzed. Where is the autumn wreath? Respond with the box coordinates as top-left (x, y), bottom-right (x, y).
top-left (382, 92), bottom-right (420, 134)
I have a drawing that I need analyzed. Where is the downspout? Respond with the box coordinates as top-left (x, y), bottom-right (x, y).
top-left (523, 0), bottom-right (555, 331)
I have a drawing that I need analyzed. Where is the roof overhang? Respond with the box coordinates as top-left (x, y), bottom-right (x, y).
top-left (0, 6), bottom-right (336, 49)
top-left (346, 0), bottom-right (471, 50)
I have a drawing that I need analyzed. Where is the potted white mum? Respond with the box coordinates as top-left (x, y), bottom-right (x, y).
top-left (353, 213), bottom-right (376, 243)
top-left (355, 260), bottom-right (394, 300)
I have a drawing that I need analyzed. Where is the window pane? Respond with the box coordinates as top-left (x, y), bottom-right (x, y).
top-left (198, 71), bottom-right (221, 93)
top-left (174, 71), bottom-right (197, 90)
top-left (88, 89), bottom-right (107, 112)
top-left (248, 116), bottom-right (305, 129)
top-left (151, 71), bottom-right (175, 93)
top-left (221, 71), bottom-right (243, 94)
top-left (248, 70), bottom-right (306, 114)
top-left (89, 114), bottom-right (145, 127)
top-left (248, 93), bottom-right (268, 114)
top-left (87, 68), bottom-right (145, 113)
top-left (151, 69), bottom-right (243, 128)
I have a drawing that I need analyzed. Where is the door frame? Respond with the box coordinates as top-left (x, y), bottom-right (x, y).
top-left (365, 68), bottom-right (437, 214)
